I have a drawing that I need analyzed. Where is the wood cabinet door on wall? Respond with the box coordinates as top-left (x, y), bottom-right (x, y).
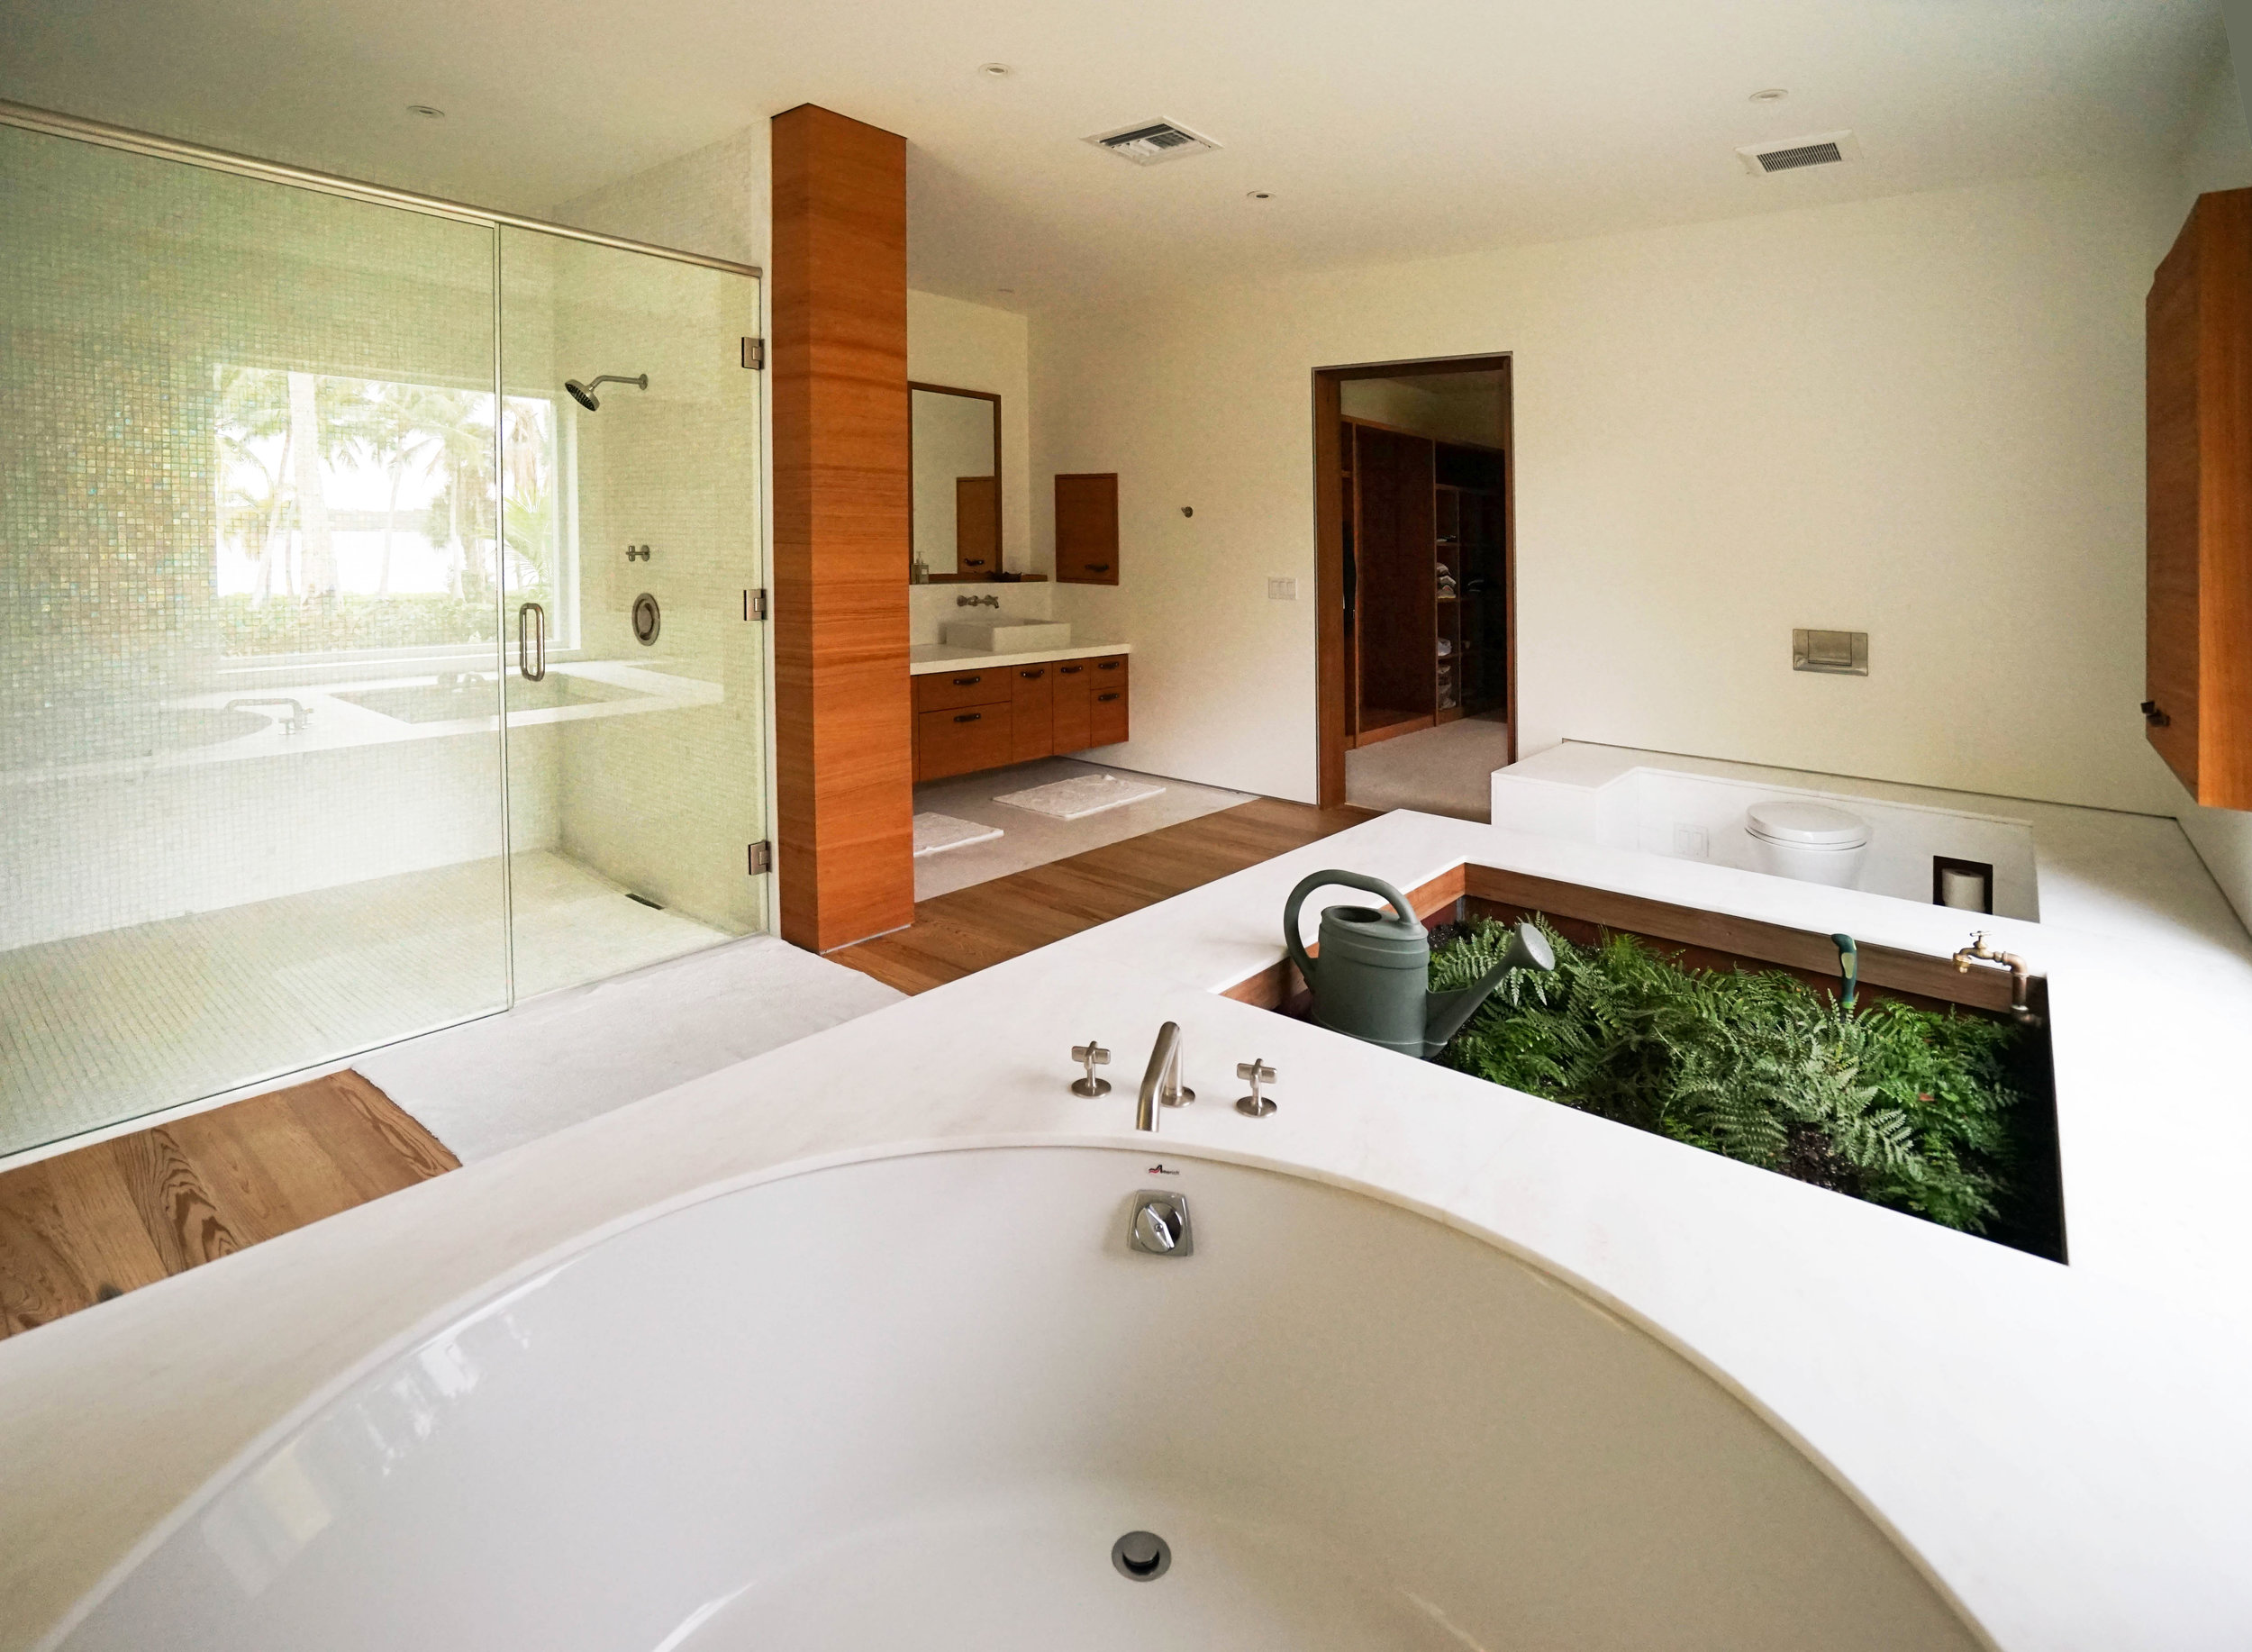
top-left (955, 476), bottom-right (997, 575)
top-left (1051, 659), bottom-right (1094, 750)
top-left (1055, 474), bottom-right (1119, 584)
top-left (2148, 186), bottom-right (2252, 808)
top-left (1010, 665), bottom-right (1055, 762)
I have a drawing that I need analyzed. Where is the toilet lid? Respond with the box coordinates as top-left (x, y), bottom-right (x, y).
top-left (1746, 800), bottom-right (1868, 848)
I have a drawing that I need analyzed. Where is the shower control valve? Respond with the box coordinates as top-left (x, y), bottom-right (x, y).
top-left (625, 543), bottom-right (651, 562)
top-left (1071, 1040), bottom-right (1112, 1097)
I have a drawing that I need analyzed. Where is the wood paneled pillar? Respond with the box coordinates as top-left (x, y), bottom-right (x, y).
top-left (772, 104), bottom-right (914, 950)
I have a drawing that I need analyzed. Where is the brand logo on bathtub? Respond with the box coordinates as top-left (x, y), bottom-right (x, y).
top-left (1147, 1162), bottom-right (1180, 1175)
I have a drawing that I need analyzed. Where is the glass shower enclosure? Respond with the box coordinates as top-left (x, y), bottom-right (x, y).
top-left (0, 105), bottom-right (767, 1158)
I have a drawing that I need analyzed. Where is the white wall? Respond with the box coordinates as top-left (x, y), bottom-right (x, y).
top-left (1031, 166), bottom-right (2191, 818)
top-left (2163, 50), bottom-right (2252, 929)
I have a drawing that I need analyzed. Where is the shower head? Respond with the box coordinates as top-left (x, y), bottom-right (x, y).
top-left (563, 372), bottom-right (648, 412)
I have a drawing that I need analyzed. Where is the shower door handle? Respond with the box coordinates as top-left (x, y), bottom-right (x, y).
top-left (518, 602), bottom-right (547, 681)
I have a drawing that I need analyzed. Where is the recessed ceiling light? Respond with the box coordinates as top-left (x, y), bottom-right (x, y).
top-left (1749, 87), bottom-right (1788, 103)
top-left (1247, 190), bottom-right (1273, 201)
top-left (978, 63), bottom-right (1012, 77)
top-left (407, 104), bottom-right (446, 119)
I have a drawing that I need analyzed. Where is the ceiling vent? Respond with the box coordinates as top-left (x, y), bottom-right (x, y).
top-left (1737, 130), bottom-right (1861, 177)
top-left (1085, 119), bottom-right (1221, 166)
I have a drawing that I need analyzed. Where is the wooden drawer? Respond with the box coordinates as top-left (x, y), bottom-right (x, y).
top-left (1050, 658), bottom-right (1093, 751)
top-left (915, 667), bottom-right (1008, 713)
top-left (917, 703), bottom-right (1012, 780)
top-left (1091, 677), bottom-right (1129, 747)
top-left (1009, 663), bottom-right (1055, 763)
top-left (1088, 654), bottom-right (1128, 685)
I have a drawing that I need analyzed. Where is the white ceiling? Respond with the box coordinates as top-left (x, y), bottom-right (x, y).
top-left (0, 0), bottom-right (2226, 310)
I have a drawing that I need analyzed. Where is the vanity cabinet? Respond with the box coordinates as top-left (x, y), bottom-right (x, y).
top-left (2148, 187), bottom-right (2252, 808)
top-left (1050, 659), bottom-right (1093, 751)
top-left (913, 652), bottom-right (1130, 780)
top-left (1010, 664), bottom-right (1055, 762)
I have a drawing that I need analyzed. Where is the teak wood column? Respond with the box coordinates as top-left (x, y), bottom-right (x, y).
top-left (773, 105), bottom-right (914, 950)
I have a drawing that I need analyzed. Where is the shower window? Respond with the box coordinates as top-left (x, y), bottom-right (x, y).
top-left (211, 370), bottom-right (578, 660)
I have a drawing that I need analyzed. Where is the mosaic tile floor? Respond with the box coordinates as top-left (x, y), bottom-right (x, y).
top-left (0, 851), bottom-right (731, 1159)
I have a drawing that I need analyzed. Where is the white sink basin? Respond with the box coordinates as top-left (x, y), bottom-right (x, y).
top-left (941, 619), bottom-right (1073, 652)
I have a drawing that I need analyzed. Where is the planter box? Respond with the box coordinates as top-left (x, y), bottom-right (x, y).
top-left (1230, 862), bottom-right (2065, 1261)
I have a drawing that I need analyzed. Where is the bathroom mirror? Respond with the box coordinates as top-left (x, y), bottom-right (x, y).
top-left (909, 383), bottom-right (1001, 582)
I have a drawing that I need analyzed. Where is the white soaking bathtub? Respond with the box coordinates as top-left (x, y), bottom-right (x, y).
top-left (50, 1147), bottom-right (1977, 1651)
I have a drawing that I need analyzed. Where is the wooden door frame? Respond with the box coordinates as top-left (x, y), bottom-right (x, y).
top-left (1312, 354), bottom-right (1515, 807)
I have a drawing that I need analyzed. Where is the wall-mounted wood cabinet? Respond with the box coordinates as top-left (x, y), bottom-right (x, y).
top-left (2148, 187), bottom-right (2252, 809)
top-left (913, 653), bottom-right (1130, 780)
top-left (1055, 473), bottom-right (1120, 584)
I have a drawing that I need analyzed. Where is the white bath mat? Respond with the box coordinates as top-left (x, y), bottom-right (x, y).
top-left (994, 774), bottom-right (1167, 821)
top-left (914, 812), bottom-right (1003, 857)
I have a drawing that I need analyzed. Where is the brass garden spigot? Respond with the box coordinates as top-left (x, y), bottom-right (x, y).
top-left (1952, 931), bottom-right (2043, 1028)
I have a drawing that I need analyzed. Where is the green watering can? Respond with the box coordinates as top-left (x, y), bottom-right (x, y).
top-left (1284, 870), bottom-right (1556, 1060)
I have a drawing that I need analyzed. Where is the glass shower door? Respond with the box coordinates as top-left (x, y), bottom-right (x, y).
top-left (0, 124), bottom-right (509, 1156)
top-left (496, 229), bottom-right (765, 999)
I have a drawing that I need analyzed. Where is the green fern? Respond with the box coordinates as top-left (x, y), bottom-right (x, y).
top-left (1432, 918), bottom-right (2021, 1233)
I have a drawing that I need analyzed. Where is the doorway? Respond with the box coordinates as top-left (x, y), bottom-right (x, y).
top-left (1312, 355), bottom-right (1514, 814)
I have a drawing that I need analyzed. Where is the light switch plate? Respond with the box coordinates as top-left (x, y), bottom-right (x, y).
top-left (1267, 576), bottom-right (1298, 601)
top-left (1672, 824), bottom-right (1709, 859)
top-left (1793, 628), bottom-right (1868, 676)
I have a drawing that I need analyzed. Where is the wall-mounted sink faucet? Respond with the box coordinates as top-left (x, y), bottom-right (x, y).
top-left (1135, 1021), bottom-right (1194, 1131)
top-left (956, 594), bottom-right (1001, 609)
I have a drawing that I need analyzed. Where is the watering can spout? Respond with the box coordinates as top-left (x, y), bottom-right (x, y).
top-left (1421, 921), bottom-right (1556, 1056)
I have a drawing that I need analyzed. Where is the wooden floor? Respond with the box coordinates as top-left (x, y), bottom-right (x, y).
top-left (0, 1070), bottom-right (456, 1340)
top-left (831, 795), bottom-right (1376, 994)
top-left (0, 795), bottom-right (1368, 1341)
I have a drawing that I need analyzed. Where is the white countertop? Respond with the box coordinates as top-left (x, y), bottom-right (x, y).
top-left (3, 812), bottom-right (2249, 1648)
top-left (909, 640), bottom-right (1131, 675)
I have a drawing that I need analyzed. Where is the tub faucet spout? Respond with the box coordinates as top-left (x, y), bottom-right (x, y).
top-left (1136, 1021), bottom-right (1193, 1130)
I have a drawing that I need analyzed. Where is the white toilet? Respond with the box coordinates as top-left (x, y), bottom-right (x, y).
top-left (1744, 799), bottom-right (1871, 888)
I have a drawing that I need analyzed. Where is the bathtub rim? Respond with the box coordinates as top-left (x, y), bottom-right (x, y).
top-left (31, 1132), bottom-right (1992, 1652)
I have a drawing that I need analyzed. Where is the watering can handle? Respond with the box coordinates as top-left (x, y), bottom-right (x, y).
top-left (1283, 869), bottom-right (1420, 996)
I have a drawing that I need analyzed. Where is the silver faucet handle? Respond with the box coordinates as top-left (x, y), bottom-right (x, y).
top-left (1235, 1059), bottom-right (1276, 1118)
top-left (1071, 1040), bottom-right (1112, 1098)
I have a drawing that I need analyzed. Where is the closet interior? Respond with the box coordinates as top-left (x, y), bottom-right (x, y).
top-left (1339, 377), bottom-right (1509, 746)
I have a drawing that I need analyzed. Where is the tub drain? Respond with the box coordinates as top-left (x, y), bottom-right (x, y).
top-left (1111, 1530), bottom-right (1170, 1582)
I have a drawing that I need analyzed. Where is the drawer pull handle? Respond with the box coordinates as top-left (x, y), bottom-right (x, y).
top-left (1060, 666), bottom-right (1084, 675)
top-left (1097, 693), bottom-right (1121, 703)
top-left (951, 675), bottom-right (984, 686)
top-left (1085, 563), bottom-right (1112, 572)
top-left (954, 712), bottom-right (982, 724)
top-left (1020, 667), bottom-right (1045, 678)
top-left (1097, 660), bottom-right (1121, 670)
